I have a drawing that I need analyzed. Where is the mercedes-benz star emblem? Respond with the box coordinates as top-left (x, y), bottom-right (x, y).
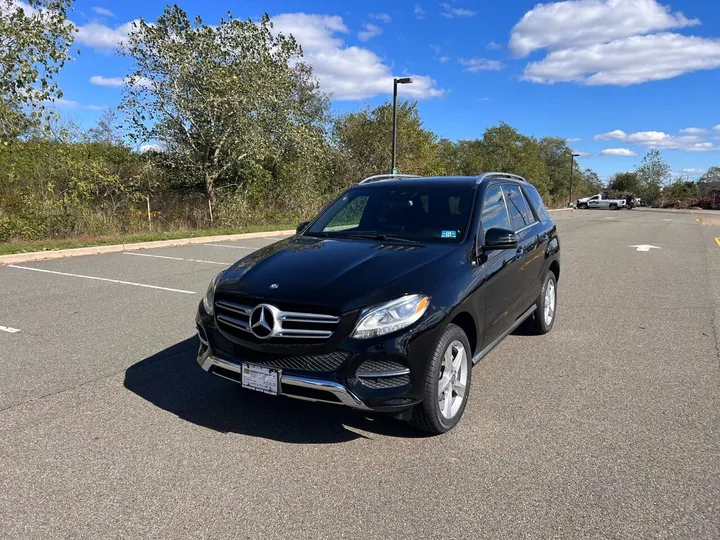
top-left (249, 304), bottom-right (275, 339)
top-left (270, 283), bottom-right (279, 289)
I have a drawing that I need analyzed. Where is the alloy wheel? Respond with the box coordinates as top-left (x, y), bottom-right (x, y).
top-left (438, 340), bottom-right (468, 420)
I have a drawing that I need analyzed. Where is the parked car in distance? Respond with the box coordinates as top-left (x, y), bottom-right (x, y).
top-left (577, 192), bottom-right (627, 210)
top-left (195, 172), bottom-right (561, 434)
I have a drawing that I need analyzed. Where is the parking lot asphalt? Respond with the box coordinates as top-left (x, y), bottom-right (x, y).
top-left (1, 209), bottom-right (719, 539)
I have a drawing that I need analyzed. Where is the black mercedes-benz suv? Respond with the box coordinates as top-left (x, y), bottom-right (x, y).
top-left (195, 172), bottom-right (560, 433)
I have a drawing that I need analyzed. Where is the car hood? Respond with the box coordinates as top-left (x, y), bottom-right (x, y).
top-left (216, 236), bottom-right (466, 312)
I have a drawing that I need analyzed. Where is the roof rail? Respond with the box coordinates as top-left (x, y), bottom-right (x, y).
top-left (358, 173), bottom-right (424, 185)
top-left (476, 172), bottom-right (528, 184)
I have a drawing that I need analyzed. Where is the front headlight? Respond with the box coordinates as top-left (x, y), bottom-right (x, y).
top-left (351, 294), bottom-right (430, 339)
top-left (202, 272), bottom-right (224, 316)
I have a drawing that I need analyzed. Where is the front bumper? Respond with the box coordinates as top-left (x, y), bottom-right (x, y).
top-left (198, 353), bottom-right (371, 410)
top-left (195, 304), bottom-right (444, 413)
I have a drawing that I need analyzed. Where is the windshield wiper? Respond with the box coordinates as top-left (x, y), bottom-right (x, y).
top-left (343, 233), bottom-right (420, 243)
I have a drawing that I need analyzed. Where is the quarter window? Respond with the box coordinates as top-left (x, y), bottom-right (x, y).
top-left (481, 185), bottom-right (511, 235)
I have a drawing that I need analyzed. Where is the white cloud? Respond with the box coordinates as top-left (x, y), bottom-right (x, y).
top-left (85, 104), bottom-right (106, 111)
top-left (594, 130), bottom-right (627, 141)
top-left (486, 41), bottom-right (502, 50)
top-left (566, 137), bottom-right (582, 142)
top-left (369, 13), bottom-right (391, 23)
top-left (713, 125), bottom-right (720, 131)
top-left (139, 143), bottom-right (164, 153)
top-left (437, 56), bottom-right (450, 63)
top-left (601, 148), bottom-right (636, 156)
top-left (459, 58), bottom-right (505, 72)
top-left (272, 13), bottom-right (443, 100)
top-left (593, 128), bottom-right (720, 151)
top-left (509, 0), bottom-right (699, 57)
top-left (90, 75), bottom-right (124, 87)
top-left (46, 97), bottom-right (79, 109)
top-left (679, 127), bottom-right (709, 134)
top-left (572, 150), bottom-right (591, 157)
top-left (523, 33), bottom-right (720, 86)
top-left (680, 168), bottom-right (706, 175)
top-left (75, 20), bottom-right (139, 51)
top-left (358, 23), bottom-right (382, 42)
top-left (90, 75), bottom-right (151, 88)
top-left (440, 2), bottom-right (476, 19)
top-left (92, 7), bottom-right (115, 17)
top-left (414, 5), bottom-right (426, 19)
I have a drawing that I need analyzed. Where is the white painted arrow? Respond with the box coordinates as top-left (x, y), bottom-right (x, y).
top-left (629, 244), bottom-right (661, 252)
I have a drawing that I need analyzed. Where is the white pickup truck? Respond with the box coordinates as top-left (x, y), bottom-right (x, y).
top-left (576, 193), bottom-right (627, 210)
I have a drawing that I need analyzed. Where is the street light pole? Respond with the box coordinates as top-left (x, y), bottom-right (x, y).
top-left (569, 152), bottom-right (580, 206)
top-left (391, 77), bottom-right (413, 174)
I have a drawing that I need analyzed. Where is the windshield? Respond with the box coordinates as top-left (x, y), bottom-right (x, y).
top-left (305, 184), bottom-right (475, 243)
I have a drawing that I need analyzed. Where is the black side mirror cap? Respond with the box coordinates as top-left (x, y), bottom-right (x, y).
top-left (296, 221), bottom-right (311, 234)
top-left (484, 227), bottom-right (518, 250)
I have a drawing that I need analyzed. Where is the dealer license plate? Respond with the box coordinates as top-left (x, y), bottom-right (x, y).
top-left (241, 363), bottom-right (280, 396)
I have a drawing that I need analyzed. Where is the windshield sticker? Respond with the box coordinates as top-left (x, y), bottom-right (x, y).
top-left (441, 230), bottom-right (457, 238)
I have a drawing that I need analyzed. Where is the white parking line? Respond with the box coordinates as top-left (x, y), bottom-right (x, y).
top-left (123, 252), bottom-right (228, 265)
top-left (202, 244), bottom-right (258, 250)
top-left (7, 265), bottom-right (196, 294)
top-left (0, 325), bottom-right (20, 334)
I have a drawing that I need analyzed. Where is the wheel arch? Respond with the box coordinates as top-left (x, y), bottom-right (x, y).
top-left (449, 311), bottom-right (478, 357)
top-left (549, 260), bottom-right (560, 283)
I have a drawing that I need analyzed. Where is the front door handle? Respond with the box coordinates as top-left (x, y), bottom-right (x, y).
top-left (539, 234), bottom-right (549, 243)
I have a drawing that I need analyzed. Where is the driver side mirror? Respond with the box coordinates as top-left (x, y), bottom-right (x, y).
top-left (484, 228), bottom-right (518, 250)
top-left (296, 221), bottom-right (310, 234)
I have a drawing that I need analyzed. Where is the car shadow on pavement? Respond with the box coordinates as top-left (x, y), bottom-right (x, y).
top-left (123, 336), bottom-right (427, 443)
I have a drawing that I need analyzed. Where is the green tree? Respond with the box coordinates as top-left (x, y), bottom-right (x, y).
top-left (332, 101), bottom-right (440, 184)
top-left (120, 6), bottom-right (327, 222)
top-left (0, 0), bottom-right (75, 140)
top-left (608, 171), bottom-right (640, 193)
top-left (698, 166), bottom-right (720, 196)
top-left (479, 123), bottom-right (549, 196)
top-left (636, 149), bottom-right (670, 203)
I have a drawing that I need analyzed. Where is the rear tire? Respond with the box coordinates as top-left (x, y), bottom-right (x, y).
top-left (609, 204), bottom-right (618, 210)
top-left (528, 271), bottom-right (557, 335)
top-left (409, 324), bottom-right (472, 434)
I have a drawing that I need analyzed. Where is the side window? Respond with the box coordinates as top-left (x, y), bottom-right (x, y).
top-left (503, 185), bottom-right (531, 231)
top-left (481, 185), bottom-right (511, 235)
top-left (522, 184), bottom-right (549, 221)
top-left (323, 195), bottom-right (369, 231)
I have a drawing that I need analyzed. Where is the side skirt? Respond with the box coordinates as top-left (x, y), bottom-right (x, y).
top-left (471, 304), bottom-right (536, 365)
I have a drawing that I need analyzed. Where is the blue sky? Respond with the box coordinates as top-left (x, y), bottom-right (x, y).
top-left (52, 0), bottom-right (720, 181)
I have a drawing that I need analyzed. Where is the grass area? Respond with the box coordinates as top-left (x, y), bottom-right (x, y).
top-left (0, 224), bottom-right (295, 256)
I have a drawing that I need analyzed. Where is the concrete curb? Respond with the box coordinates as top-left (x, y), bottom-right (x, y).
top-left (0, 229), bottom-right (295, 265)
top-left (547, 208), bottom-right (573, 213)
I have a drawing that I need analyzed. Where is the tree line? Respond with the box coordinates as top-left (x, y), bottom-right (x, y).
top-left (1, 2), bottom-right (714, 243)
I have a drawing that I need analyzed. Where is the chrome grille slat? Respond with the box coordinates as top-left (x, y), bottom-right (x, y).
top-left (216, 314), bottom-right (250, 332)
top-left (215, 301), bottom-right (252, 316)
top-left (276, 329), bottom-right (333, 339)
top-left (278, 312), bottom-right (340, 324)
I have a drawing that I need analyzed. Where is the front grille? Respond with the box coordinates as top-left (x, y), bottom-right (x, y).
top-left (359, 374), bottom-right (411, 389)
top-left (246, 350), bottom-right (350, 372)
top-left (207, 326), bottom-right (350, 372)
top-left (214, 296), bottom-right (340, 344)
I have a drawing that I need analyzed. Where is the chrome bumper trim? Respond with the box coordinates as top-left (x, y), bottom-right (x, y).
top-left (201, 356), bottom-right (370, 410)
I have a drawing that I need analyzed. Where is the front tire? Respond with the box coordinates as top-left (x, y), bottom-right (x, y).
top-left (410, 324), bottom-right (472, 434)
top-left (529, 271), bottom-right (557, 334)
